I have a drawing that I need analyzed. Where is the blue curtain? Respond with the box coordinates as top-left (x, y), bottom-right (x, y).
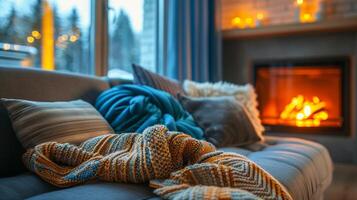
top-left (165, 0), bottom-right (221, 82)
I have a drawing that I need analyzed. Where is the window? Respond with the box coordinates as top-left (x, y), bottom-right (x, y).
top-left (0, 0), bottom-right (92, 74)
top-left (107, 0), bottom-right (160, 78)
top-left (0, 0), bottom-right (162, 77)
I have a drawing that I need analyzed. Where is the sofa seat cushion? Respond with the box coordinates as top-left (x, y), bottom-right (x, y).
top-left (0, 173), bottom-right (58, 200)
top-left (0, 136), bottom-right (332, 200)
top-left (220, 136), bottom-right (333, 200)
top-left (26, 182), bottom-right (156, 200)
top-left (0, 173), bottom-right (157, 200)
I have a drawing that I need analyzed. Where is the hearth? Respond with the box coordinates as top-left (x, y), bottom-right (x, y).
top-left (254, 57), bottom-right (350, 136)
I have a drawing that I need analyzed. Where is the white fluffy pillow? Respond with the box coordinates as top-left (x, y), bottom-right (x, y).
top-left (183, 80), bottom-right (264, 138)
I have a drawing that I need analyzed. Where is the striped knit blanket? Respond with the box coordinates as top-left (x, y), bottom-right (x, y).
top-left (23, 125), bottom-right (292, 200)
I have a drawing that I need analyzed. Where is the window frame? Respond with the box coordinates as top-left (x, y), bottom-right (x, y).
top-left (92, 0), bottom-right (164, 77)
top-left (91, 0), bottom-right (108, 76)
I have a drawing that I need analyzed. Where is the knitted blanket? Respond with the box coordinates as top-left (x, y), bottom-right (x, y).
top-left (23, 125), bottom-right (292, 200)
top-left (95, 84), bottom-right (204, 139)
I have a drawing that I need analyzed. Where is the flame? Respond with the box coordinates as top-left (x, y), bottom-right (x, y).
top-left (280, 95), bottom-right (328, 127)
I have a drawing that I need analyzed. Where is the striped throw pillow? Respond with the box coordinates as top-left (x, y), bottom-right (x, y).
top-left (132, 64), bottom-right (185, 98)
top-left (1, 98), bottom-right (114, 149)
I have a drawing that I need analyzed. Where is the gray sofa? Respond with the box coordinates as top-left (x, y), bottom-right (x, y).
top-left (0, 67), bottom-right (333, 200)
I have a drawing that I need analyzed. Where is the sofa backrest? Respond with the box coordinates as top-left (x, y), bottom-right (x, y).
top-left (0, 67), bottom-right (113, 177)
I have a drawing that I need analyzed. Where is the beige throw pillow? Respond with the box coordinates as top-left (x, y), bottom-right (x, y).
top-left (1, 98), bottom-right (114, 149)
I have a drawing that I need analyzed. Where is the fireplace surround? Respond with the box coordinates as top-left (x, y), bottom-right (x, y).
top-left (222, 30), bottom-right (357, 163)
top-left (254, 57), bottom-right (350, 136)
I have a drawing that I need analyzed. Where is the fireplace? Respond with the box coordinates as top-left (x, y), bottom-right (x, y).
top-left (254, 57), bottom-right (350, 136)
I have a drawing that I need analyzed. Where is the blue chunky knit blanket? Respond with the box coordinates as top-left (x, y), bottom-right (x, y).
top-left (95, 84), bottom-right (203, 139)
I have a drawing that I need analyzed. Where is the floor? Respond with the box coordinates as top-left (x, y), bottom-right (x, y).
top-left (324, 164), bottom-right (357, 200)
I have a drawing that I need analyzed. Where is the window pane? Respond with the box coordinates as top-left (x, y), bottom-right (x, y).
top-left (0, 0), bottom-right (93, 75)
top-left (108, 0), bottom-right (158, 78)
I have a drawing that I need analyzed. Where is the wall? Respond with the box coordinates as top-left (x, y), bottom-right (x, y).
top-left (222, 31), bottom-right (357, 163)
top-left (221, 0), bottom-right (357, 30)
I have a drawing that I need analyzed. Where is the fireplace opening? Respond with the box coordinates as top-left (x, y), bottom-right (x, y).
top-left (254, 57), bottom-right (350, 136)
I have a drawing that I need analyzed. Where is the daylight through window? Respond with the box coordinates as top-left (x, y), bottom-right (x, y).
top-left (0, 0), bottom-right (92, 74)
top-left (108, 0), bottom-right (159, 78)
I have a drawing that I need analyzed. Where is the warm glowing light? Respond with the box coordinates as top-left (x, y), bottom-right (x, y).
top-left (3, 43), bottom-right (10, 50)
top-left (13, 45), bottom-right (20, 50)
top-left (244, 17), bottom-right (254, 28)
top-left (303, 13), bottom-right (312, 21)
top-left (296, 113), bottom-right (304, 120)
top-left (303, 105), bottom-right (312, 116)
top-left (58, 35), bottom-right (67, 42)
top-left (245, 18), bottom-right (253, 24)
top-left (69, 35), bottom-right (78, 42)
top-left (280, 95), bottom-right (328, 127)
top-left (232, 17), bottom-right (241, 26)
top-left (62, 34), bottom-right (69, 41)
top-left (297, 0), bottom-right (303, 6)
top-left (41, 0), bottom-right (55, 71)
top-left (27, 36), bottom-right (35, 43)
top-left (313, 96), bottom-right (320, 104)
top-left (314, 111), bottom-right (329, 120)
top-left (32, 30), bottom-right (42, 39)
top-left (257, 13), bottom-right (264, 20)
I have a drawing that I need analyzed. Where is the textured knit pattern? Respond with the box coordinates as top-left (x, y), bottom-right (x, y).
top-left (95, 84), bottom-right (203, 139)
top-left (23, 125), bottom-right (292, 200)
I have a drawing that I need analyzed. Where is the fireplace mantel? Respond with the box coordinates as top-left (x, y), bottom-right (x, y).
top-left (223, 17), bottom-right (357, 39)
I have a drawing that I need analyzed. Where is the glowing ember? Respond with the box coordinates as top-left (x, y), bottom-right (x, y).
top-left (280, 95), bottom-right (328, 127)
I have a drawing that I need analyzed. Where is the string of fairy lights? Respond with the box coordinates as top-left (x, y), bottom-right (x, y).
top-left (26, 30), bottom-right (79, 48)
top-left (1, 42), bottom-right (37, 54)
top-left (231, 0), bottom-right (320, 29)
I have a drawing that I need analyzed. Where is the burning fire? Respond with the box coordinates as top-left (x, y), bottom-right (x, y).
top-left (280, 95), bottom-right (328, 127)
